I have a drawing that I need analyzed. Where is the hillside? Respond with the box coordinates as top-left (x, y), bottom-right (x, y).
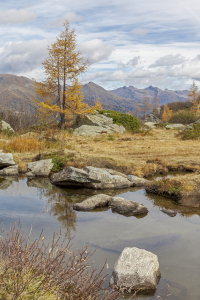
top-left (110, 85), bottom-right (188, 105)
top-left (0, 74), bottom-right (189, 114)
top-left (0, 74), bottom-right (37, 112)
top-left (81, 82), bottom-right (136, 112)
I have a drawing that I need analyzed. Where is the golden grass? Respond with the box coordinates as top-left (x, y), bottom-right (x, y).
top-left (1, 127), bottom-right (200, 176)
top-left (3, 137), bottom-right (45, 153)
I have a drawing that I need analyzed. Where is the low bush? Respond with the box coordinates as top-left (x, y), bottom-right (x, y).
top-left (99, 110), bottom-right (141, 132)
top-left (0, 219), bottom-right (119, 299)
top-left (169, 110), bottom-right (199, 124)
top-left (179, 123), bottom-right (200, 140)
top-left (3, 137), bottom-right (45, 153)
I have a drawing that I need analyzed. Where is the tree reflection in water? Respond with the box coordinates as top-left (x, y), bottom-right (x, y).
top-left (39, 188), bottom-right (77, 236)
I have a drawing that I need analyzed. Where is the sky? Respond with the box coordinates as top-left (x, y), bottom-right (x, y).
top-left (1, 0), bottom-right (200, 90)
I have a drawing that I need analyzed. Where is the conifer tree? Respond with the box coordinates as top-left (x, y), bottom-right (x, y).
top-left (187, 81), bottom-right (200, 114)
top-left (162, 104), bottom-right (172, 122)
top-left (34, 21), bottom-right (101, 128)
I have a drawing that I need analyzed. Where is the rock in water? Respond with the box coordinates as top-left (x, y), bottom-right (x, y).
top-left (127, 175), bottom-right (150, 187)
top-left (110, 197), bottom-right (148, 216)
top-left (73, 194), bottom-right (112, 211)
top-left (73, 194), bottom-right (148, 216)
top-left (26, 159), bottom-right (53, 177)
top-left (50, 166), bottom-right (132, 189)
top-left (0, 153), bottom-right (15, 168)
top-left (110, 247), bottom-right (161, 293)
top-left (0, 165), bottom-right (19, 176)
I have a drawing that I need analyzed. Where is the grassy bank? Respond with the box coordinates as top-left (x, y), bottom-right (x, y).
top-left (1, 127), bottom-right (200, 177)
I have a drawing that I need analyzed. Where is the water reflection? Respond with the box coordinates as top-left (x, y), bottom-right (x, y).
top-left (0, 177), bottom-right (200, 299)
top-left (38, 188), bottom-right (77, 236)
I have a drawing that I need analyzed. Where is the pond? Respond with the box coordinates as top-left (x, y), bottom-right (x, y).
top-left (0, 176), bottom-right (200, 299)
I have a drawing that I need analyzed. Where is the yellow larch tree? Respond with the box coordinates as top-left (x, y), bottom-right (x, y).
top-left (34, 21), bottom-right (101, 128)
top-left (187, 81), bottom-right (200, 114)
top-left (162, 104), bottom-right (172, 122)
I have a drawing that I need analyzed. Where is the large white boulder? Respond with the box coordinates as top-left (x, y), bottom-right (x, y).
top-left (26, 159), bottom-right (53, 177)
top-left (51, 166), bottom-right (132, 189)
top-left (110, 247), bottom-right (161, 293)
top-left (0, 165), bottom-right (18, 176)
top-left (0, 153), bottom-right (15, 168)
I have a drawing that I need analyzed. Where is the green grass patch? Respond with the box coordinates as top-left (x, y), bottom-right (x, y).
top-left (99, 110), bottom-right (141, 132)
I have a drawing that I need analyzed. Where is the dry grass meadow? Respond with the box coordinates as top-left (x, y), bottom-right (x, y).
top-left (0, 127), bottom-right (200, 177)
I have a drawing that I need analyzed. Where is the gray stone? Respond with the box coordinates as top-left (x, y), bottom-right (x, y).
top-left (145, 114), bottom-right (162, 124)
top-left (0, 120), bottom-right (14, 132)
top-left (73, 194), bottom-right (148, 216)
top-left (165, 124), bottom-right (185, 130)
top-left (73, 112), bottom-right (125, 136)
top-left (50, 166), bottom-right (132, 189)
top-left (26, 159), bottom-right (53, 177)
top-left (184, 125), bottom-right (193, 131)
top-left (73, 124), bottom-right (125, 136)
top-left (0, 153), bottom-right (15, 168)
top-left (0, 165), bottom-right (18, 176)
top-left (74, 113), bottom-right (113, 127)
top-left (73, 194), bottom-right (112, 211)
top-left (110, 197), bottom-right (148, 216)
top-left (161, 208), bottom-right (177, 217)
top-left (144, 122), bottom-right (156, 128)
top-left (127, 175), bottom-right (150, 187)
top-left (110, 247), bottom-right (161, 293)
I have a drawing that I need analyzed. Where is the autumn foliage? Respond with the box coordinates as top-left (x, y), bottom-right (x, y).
top-left (3, 137), bottom-right (44, 153)
top-left (162, 104), bottom-right (172, 122)
top-left (34, 21), bottom-right (101, 128)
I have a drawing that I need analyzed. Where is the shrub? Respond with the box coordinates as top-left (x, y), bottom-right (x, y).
top-left (169, 110), bottom-right (199, 124)
top-left (0, 219), bottom-right (119, 299)
top-left (3, 137), bottom-right (45, 153)
top-left (99, 110), bottom-right (141, 132)
top-left (179, 123), bottom-right (200, 140)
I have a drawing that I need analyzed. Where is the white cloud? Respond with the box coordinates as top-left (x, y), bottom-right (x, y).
top-left (149, 54), bottom-right (186, 68)
top-left (79, 39), bottom-right (114, 63)
top-left (118, 56), bottom-right (140, 68)
top-left (0, 40), bottom-right (49, 74)
top-left (0, 9), bottom-right (36, 25)
top-left (49, 12), bottom-right (82, 27)
top-left (132, 28), bottom-right (149, 36)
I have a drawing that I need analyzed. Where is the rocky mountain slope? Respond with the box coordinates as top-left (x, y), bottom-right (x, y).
top-left (110, 85), bottom-right (188, 105)
top-left (0, 74), bottom-right (189, 113)
top-left (0, 74), bottom-right (36, 112)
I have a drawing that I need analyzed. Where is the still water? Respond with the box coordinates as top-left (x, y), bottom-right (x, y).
top-left (0, 176), bottom-right (200, 299)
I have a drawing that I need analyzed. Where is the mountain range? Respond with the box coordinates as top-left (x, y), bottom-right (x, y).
top-left (0, 74), bottom-right (189, 113)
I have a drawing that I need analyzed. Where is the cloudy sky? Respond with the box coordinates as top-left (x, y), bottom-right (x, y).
top-left (1, 0), bottom-right (200, 90)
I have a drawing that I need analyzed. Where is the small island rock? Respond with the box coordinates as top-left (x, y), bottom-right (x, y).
top-left (110, 247), bottom-right (161, 293)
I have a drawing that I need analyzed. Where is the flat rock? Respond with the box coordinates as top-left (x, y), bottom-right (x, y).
top-left (161, 208), bottom-right (177, 217)
top-left (110, 247), bottom-right (161, 293)
top-left (73, 194), bottom-right (112, 211)
top-left (165, 124), bottom-right (185, 130)
top-left (110, 197), bottom-right (148, 216)
top-left (73, 194), bottom-right (148, 216)
top-left (0, 165), bottom-right (18, 176)
top-left (0, 153), bottom-right (15, 168)
top-left (144, 122), bottom-right (156, 128)
top-left (74, 113), bottom-right (113, 127)
top-left (73, 124), bottom-right (125, 136)
top-left (127, 175), bottom-right (150, 187)
top-left (26, 159), bottom-right (53, 177)
top-left (50, 166), bottom-right (132, 189)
